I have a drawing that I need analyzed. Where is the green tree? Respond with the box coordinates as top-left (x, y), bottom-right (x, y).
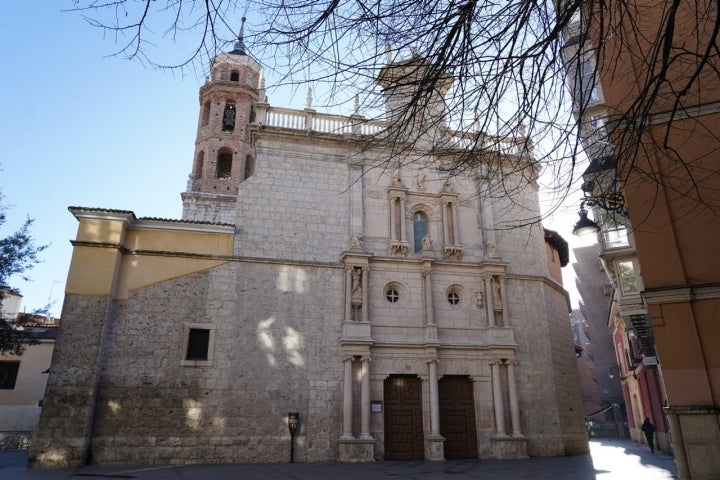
top-left (0, 198), bottom-right (47, 355)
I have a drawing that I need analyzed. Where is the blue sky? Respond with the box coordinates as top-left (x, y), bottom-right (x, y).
top-left (1, 3), bottom-right (591, 317)
top-left (1, 3), bottom-right (204, 315)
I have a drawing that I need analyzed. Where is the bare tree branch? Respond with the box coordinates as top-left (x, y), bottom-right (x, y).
top-left (68, 0), bottom-right (720, 225)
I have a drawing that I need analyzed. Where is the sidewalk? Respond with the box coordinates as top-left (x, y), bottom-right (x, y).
top-left (0, 439), bottom-right (678, 480)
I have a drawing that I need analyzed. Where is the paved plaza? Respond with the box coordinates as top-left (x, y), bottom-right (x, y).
top-left (0, 439), bottom-right (678, 480)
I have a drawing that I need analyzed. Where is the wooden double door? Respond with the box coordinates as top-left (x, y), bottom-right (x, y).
top-left (383, 374), bottom-right (478, 460)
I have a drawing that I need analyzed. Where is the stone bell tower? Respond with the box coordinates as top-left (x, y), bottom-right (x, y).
top-left (181, 18), bottom-right (263, 224)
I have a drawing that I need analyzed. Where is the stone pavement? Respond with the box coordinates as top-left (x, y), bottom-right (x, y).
top-left (0, 439), bottom-right (678, 480)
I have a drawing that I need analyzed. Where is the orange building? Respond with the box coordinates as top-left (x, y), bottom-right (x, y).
top-left (570, 2), bottom-right (720, 478)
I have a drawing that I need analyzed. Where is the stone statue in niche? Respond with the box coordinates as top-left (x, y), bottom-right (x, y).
top-left (415, 171), bottom-right (427, 191)
top-left (222, 103), bottom-right (236, 131)
top-left (486, 243), bottom-right (496, 257)
top-left (422, 234), bottom-right (432, 251)
top-left (350, 234), bottom-right (363, 250)
top-left (351, 268), bottom-right (362, 305)
top-left (491, 276), bottom-right (502, 306)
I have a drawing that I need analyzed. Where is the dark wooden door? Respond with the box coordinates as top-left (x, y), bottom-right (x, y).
top-left (384, 375), bottom-right (424, 460)
top-left (439, 376), bottom-right (478, 459)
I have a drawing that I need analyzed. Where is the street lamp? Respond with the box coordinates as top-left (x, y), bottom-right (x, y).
top-left (572, 180), bottom-right (628, 235)
top-left (572, 207), bottom-right (601, 236)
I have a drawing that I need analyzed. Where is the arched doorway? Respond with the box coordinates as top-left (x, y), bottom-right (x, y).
top-left (439, 376), bottom-right (478, 459)
top-left (384, 375), bottom-right (424, 460)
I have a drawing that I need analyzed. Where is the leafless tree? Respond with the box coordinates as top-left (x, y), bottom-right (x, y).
top-left (69, 0), bottom-right (720, 225)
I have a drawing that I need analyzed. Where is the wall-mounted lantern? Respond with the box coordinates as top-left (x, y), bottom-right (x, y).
top-left (288, 412), bottom-right (299, 463)
top-left (572, 207), bottom-right (601, 236)
top-left (572, 180), bottom-right (628, 236)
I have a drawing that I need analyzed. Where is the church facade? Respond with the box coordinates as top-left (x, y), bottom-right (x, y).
top-left (29, 42), bottom-right (587, 466)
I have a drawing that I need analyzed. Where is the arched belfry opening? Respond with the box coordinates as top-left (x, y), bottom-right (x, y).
top-left (216, 149), bottom-right (233, 179)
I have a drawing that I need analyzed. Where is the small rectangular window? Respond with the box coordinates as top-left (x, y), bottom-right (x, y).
top-left (186, 329), bottom-right (210, 361)
top-left (617, 259), bottom-right (640, 295)
top-left (601, 212), bottom-right (630, 249)
top-left (572, 58), bottom-right (600, 107)
top-left (0, 362), bottom-right (20, 389)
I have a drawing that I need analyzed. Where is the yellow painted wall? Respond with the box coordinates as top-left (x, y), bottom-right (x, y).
top-left (65, 246), bottom-right (123, 296)
top-left (75, 218), bottom-right (128, 245)
top-left (66, 214), bottom-right (234, 299)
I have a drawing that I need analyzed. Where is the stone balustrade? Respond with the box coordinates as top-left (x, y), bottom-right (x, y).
top-left (254, 104), bottom-right (529, 155)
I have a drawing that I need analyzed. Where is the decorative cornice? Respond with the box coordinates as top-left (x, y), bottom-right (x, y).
top-left (648, 99), bottom-right (720, 125)
top-left (181, 191), bottom-right (238, 205)
top-left (69, 207), bottom-right (135, 224)
top-left (133, 218), bottom-right (235, 234)
top-left (642, 286), bottom-right (692, 304)
top-left (692, 284), bottom-right (720, 301)
top-left (643, 283), bottom-right (720, 303)
top-left (664, 405), bottom-right (720, 415)
top-left (607, 100), bottom-right (720, 132)
top-left (69, 241), bottom-right (343, 270)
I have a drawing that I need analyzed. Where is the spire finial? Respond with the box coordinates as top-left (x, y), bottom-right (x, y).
top-left (232, 17), bottom-right (248, 55)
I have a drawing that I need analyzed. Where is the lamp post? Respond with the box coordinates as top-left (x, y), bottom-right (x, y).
top-left (288, 412), bottom-right (299, 463)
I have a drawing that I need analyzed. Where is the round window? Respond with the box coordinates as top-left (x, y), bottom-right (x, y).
top-left (447, 291), bottom-right (460, 305)
top-left (386, 288), bottom-right (400, 303)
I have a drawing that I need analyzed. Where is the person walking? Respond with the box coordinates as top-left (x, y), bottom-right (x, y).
top-left (641, 417), bottom-right (655, 453)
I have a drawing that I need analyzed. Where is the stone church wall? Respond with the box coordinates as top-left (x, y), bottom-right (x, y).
top-left (504, 277), bottom-right (586, 456)
top-left (28, 295), bottom-right (110, 467)
top-left (235, 138), bottom-right (352, 263)
top-left (33, 261), bottom-right (345, 465)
